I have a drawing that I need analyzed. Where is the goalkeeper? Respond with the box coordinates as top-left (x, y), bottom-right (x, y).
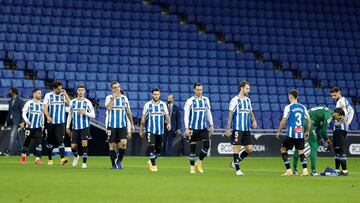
top-left (293, 107), bottom-right (333, 176)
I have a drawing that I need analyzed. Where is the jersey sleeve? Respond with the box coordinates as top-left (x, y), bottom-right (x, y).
top-left (206, 97), bottom-right (212, 110)
top-left (304, 106), bottom-right (310, 119)
top-left (142, 102), bottom-right (149, 116)
top-left (229, 98), bottom-right (237, 112)
top-left (183, 98), bottom-right (192, 129)
top-left (43, 93), bottom-right (50, 105)
top-left (21, 101), bottom-right (31, 122)
top-left (163, 102), bottom-right (169, 115)
top-left (104, 95), bottom-right (111, 107)
top-left (86, 100), bottom-right (96, 119)
top-left (125, 96), bottom-right (131, 109)
top-left (283, 105), bottom-right (290, 119)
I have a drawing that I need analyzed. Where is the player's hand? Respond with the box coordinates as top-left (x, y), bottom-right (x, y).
top-left (131, 124), bottom-right (135, 132)
top-left (208, 125), bottom-right (214, 134)
top-left (304, 131), bottom-right (310, 140)
top-left (139, 129), bottom-right (144, 138)
top-left (326, 139), bottom-right (333, 151)
top-left (276, 132), bottom-right (282, 140)
top-left (185, 128), bottom-right (191, 138)
top-left (127, 132), bottom-right (132, 139)
top-left (66, 128), bottom-right (72, 136)
top-left (225, 128), bottom-right (231, 137)
top-left (47, 117), bottom-right (53, 123)
top-left (61, 89), bottom-right (68, 95)
top-left (25, 121), bottom-right (32, 126)
top-left (167, 124), bottom-right (171, 131)
top-left (252, 120), bottom-right (257, 129)
top-left (113, 92), bottom-right (120, 98)
top-left (78, 109), bottom-right (85, 115)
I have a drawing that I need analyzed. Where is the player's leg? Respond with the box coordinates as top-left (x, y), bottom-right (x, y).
top-left (71, 130), bottom-right (80, 166)
top-left (146, 133), bottom-right (157, 171)
top-left (239, 132), bottom-right (253, 163)
top-left (335, 130), bottom-right (348, 175)
top-left (81, 139), bottom-right (88, 169)
top-left (195, 129), bottom-right (209, 173)
top-left (280, 137), bottom-right (293, 176)
top-left (34, 129), bottom-right (43, 164)
top-left (297, 139), bottom-right (308, 176)
top-left (332, 130), bottom-right (341, 172)
top-left (116, 128), bottom-right (127, 169)
top-left (308, 129), bottom-right (318, 175)
top-left (20, 129), bottom-right (32, 163)
top-left (45, 124), bottom-right (54, 164)
top-left (55, 124), bottom-right (68, 164)
top-left (292, 149), bottom-right (299, 174)
top-left (188, 130), bottom-right (197, 173)
top-left (155, 134), bottom-right (162, 159)
top-left (108, 128), bottom-right (117, 169)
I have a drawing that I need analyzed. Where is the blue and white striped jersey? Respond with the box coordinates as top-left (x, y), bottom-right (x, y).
top-left (229, 96), bottom-right (252, 131)
top-left (184, 96), bottom-right (213, 130)
top-left (336, 97), bottom-right (354, 130)
top-left (67, 98), bottom-right (95, 130)
top-left (333, 118), bottom-right (346, 131)
top-left (22, 100), bottom-right (44, 129)
top-left (142, 100), bottom-right (169, 135)
top-left (283, 103), bottom-right (309, 139)
top-left (44, 92), bottom-right (67, 124)
top-left (105, 94), bottom-right (131, 129)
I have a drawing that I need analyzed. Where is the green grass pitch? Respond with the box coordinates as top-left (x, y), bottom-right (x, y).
top-left (0, 156), bottom-right (359, 203)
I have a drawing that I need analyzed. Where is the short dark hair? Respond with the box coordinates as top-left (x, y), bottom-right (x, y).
top-left (32, 88), bottom-right (41, 93)
top-left (9, 87), bottom-right (18, 95)
top-left (330, 87), bottom-right (341, 93)
top-left (77, 84), bottom-right (85, 90)
top-left (53, 81), bottom-right (63, 89)
top-left (151, 87), bottom-right (160, 93)
top-left (193, 82), bottom-right (202, 89)
top-left (239, 80), bottom-right (250, 89)
top-left (288, 89), bottom-right (299, 99)
top-left (111, 81), bottom-right (119, 88)
top-left (334, 108), bottom-right (345, 116)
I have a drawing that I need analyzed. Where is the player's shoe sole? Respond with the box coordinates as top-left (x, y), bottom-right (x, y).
top-left (35, 159), bottom-right (42, 164)
top-left (340, 171), bottom-right (349, 176)
top-left (20, 156), bottom-right (27, 164)
top-left (72, 156), bottom-right (80, 167)
top-left (116, 159), bottom-right (123, 169)
top-left (190, 166), bottom-right (196, 174)
top-left (235, 170), bottom-right (245, 176)
top-left (61, 158), bottom-right (69, 165)
top-left (195, 161), bottom-right (204, 173)
top-left (111, 164), bottom-right (117, 169)
top-left (47, 160), bottom-right (53, 165)
top-left (147, 160), bottom-right (155, 172)
top-left (281, 171), bottom-right (294, 176)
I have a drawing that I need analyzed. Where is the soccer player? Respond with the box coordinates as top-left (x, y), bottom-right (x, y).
top-left (139, 88), bottom-right (171, 172)
top-left (66, 85), bottom-right (95, 169)
top-left (225, 81), bottom-right (257, 176)
top-left (44, 81), bottom-right (71, 165)
top-left (105, 82), bottom-right (135, 169)
top-left (332, 108), bottom-right (349, 176)
top-left (330, 87), bottom-right (354, 130)
top-left (293, 106), bottom-right (333, 176)
top-left (20, 88), bottom-right (44, 164)
top-left (184, 83), bottom-right (214, 174)
top-left (276, 89), bottom-right (311, 176)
